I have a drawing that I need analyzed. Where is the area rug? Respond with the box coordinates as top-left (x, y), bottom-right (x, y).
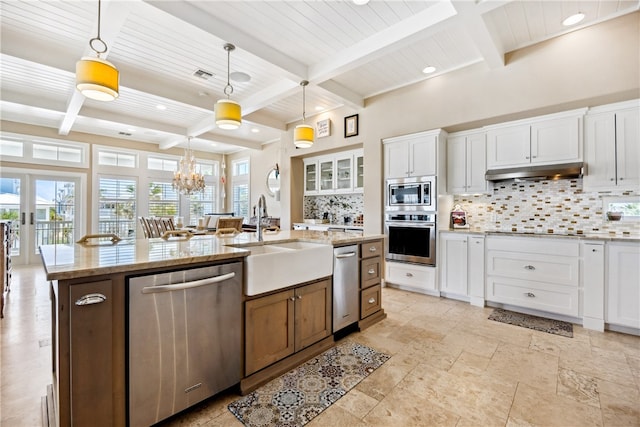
top-left (228, 341), bottom-right (390, 427)
top-left (489, 308), bottom-right (573, 338)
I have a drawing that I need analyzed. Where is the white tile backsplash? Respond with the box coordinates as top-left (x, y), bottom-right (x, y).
top-left (453, 179), bottom-right (639, 235)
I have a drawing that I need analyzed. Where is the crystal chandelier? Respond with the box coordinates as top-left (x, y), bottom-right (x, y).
top-left (172, 137), bottom-right (205, 195)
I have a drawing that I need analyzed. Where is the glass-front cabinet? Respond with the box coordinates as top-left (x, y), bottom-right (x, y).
top-left (303, 148), bottom-right (364, 195)
top-left (336, 156), bottom-right (352, 191)
top-left (304, 160), bottom-right (318, 194)
top-left (319, 159), bottom-right (334, 192)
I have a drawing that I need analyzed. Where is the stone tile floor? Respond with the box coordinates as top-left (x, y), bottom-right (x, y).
top-left (1, 265), bottom-right (638, 426)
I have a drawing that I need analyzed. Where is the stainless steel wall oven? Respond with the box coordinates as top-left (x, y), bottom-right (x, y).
top-left (384, 212), bottom-right (436, 265)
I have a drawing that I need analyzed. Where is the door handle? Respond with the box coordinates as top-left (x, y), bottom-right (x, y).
top-left (336, 252), bottom-right (356, 258)
top-left (141, 272), bottom-right (235, 294)
top-left (30, 212), bottom-right (34, 225)
top-left (21, 212), bottom-right (25, 225)
top-left (75, 293), bottom-right (107, 306)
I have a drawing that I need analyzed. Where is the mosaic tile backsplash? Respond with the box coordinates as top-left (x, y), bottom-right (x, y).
top-left (303, 194), bottom-right (364, 225)
top-left (453, 179), bottom-right (639, 236)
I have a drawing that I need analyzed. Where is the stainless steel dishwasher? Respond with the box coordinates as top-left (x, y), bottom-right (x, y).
top-left (127, 262), bottom-right (242, 427)
top-left (333, 245), bottom-right (359, 332)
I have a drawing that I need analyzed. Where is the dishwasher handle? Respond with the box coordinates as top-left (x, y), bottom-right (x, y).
top-left (141, 272), bottom-right (236, 294)
top-left (335, 252), bottom-right (357, 259)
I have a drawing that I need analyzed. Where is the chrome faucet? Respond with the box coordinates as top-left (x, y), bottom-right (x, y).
top-left (257, 194), bottom-right (267, 241)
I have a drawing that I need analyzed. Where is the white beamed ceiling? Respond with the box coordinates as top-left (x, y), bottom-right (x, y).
top-left (0, 0), bottom-right (638, 154)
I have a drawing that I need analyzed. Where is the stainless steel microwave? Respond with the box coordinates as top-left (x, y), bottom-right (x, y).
top-left (386, 176), bottom-right (436, 211)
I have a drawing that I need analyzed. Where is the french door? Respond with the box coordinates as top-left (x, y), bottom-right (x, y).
top-left (0, 169), bottom-right (84, 265)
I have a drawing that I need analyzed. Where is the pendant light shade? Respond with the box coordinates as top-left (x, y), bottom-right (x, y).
top-left (215, 99), bottom-right (241, 130)
top-left (215, 43), bottom-right (241, 130)
top-left (294, 80), bottom-right (314, 148)
top-left (76, 0), bottom-right (119, 101)
top-left (76, 57), bottom-right (119, 101)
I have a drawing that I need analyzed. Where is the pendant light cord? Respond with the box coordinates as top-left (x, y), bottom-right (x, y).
top-left (300, 80), bottom-right (309, 124)
top-left (89, 0), bottom-right (108, 56)
top-left (223, 44), bottom-right (235, 98)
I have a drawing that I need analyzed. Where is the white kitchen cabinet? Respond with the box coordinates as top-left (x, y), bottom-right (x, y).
top-left (606, 242), bottom-right (640, 330)
top-left (582, 241), bottom-right (605, 331)
top-left (303, 149), bottom-right (363, 195)
top-left (440, 232), bottom-right (485, 306)
top-left (303, 159), bottom-right (318, 195)
top-left (383, 129), bottom-right (446, 178)
top-left (584, 100), bottom-right (640, 191)
top-left (486, 236), bottom-right (580, 317)
top-left (385, 261), bottom-right (438, 296)
top-left (447, 130), bottom-right (487, 194)
top-left (486, 110), bottom-right (584, 170)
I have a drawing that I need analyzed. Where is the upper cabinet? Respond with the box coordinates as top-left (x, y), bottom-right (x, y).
top-left (485, 109), bottom-right (585, 169)
top-left (303, 149), bottom-right (363, 195)
top-left (584, 100), bottom-right (640, 191)
top-left (447, 130), bottom-right (487, 194)
top-left (383, 129), bottom-right (447, 179)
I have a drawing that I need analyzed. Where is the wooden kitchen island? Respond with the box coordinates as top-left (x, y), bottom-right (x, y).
top-left (40, 230), bottom-right (385, 427)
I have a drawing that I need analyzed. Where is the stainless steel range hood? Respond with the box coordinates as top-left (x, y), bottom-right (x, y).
top-left (485, 162), bottom-right (584, 182)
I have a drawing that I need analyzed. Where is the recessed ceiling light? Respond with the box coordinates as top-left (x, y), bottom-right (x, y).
top-left (156, 104), bottom-right (167, 110)
top-left (251, 128), bottom-right (260, 133)
top-left (230, 71), bottom-right (251, 83)
top-left (562, 13), bottom-right (585, 26)
top-left (422, 66), bottom-right (436, 74)
top-left (211, 142), bottom-right (217, 147)
top-left (353, 0), bottom-right (369, 5)
top-left (315, 106), bottom-right (324, 112)
top-left (127, 128), bottom-right (136, 133)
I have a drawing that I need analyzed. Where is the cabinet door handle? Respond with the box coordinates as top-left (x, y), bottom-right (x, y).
top-left (290, 296), bottom-right (296, 301)
top-left (532, 156), bottom-right (537, 159)
top-left (406, 272), bottom-right (413, 277)
top-left (368, 268), bottom-right (375, 275)
top-left (525, 156), bottom-right (530, 159)
top-left (619, 177), bottom-right (624, 181)
top-left (524, 265), bottom-right (535, 270)
top-left (525, 292), bottom-right (536, 298)
top-left (610, 178), bottom-right (615, 181)
top-left (368, 297), bottom-right (376, 304)
top-left (592, 249), bottom-right (597, 252)
top-left (297, 295), bottom-right (302, 299)
top-left (75, 293), bottom-right (107, 306)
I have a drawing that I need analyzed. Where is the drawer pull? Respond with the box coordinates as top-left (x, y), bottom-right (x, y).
top-left (406, 272), bottom-right (413, 277)
top-left (75, 293), bottom-right (107, 306)
top-left (369, 246), bottom-right (377, 252)
top-left (525, 292), bottom-right (536, 298)
top-left (368, 268), bottom-right (375, 275)
top-left (524, 265), bottom-right (536, 270)
top-left (368, 297), bottom-right (376, 304)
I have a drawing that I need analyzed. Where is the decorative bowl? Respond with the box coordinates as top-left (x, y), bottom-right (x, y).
top-left (606, 211), bottom-right (623, 221)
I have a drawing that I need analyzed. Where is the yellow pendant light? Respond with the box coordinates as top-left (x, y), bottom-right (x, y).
top-left (215, 43), bottom-right (242, 130)
top-left (76, 0), bottom-right (119, 101)
top-left (294, 80), bottom-right (314, 148)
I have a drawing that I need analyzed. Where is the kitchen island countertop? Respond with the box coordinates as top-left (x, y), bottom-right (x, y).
top-left (40, 229), bottom-right (385, 281)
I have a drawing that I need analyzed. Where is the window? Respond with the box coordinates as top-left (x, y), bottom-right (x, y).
top-left (0, 132), bottom-right (88, 167)
top-left (148, 156), bottom-right (178, 172)
top-left (148, 181), bottom-right (179, 217)
top-left (98, 177), bottom-right (137, 238)
top-left (231, 158), bottom-right (250, 221)
top-left (603, 196), bottom-right (640, 222)
top-left (189, 186), bottom-right (215, 226)
top-left (98, 150), bottom-right (136, 168)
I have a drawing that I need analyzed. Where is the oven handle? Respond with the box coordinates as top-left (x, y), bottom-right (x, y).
top-left (385, 221), bottom-right (435, 228)
top-left (141, 272), bottom-right (235, 294)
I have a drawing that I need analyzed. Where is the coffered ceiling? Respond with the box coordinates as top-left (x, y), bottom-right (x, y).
top-left (1, 0), bottom-right (638, 154)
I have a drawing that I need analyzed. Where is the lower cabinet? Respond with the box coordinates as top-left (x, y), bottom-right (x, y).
top-left (582, 241), bottom-right (605, 331)
top-left (607, 242), bottom-right (640, 329)
top-left (244, 278), bottom-right (331, 376)
top-left (486, 236), bottom-right (580, 317)
top-left (385, 261), bottom-right (437, 295)
top-left (439, 232), bottom-right (485, 306)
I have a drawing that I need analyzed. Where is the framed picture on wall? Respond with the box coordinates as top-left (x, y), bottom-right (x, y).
top-left (344, 114), bottom-right (358, 138)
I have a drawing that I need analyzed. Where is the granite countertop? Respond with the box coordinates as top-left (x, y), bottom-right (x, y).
top-left (40, 230), bottom-right (385, 281)
top-left (439, 228), bottom-right (640, 242)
